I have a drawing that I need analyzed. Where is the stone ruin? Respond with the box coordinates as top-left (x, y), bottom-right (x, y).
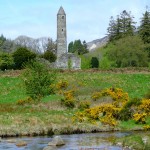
top-left (55, 6), bottom-right (81, 70)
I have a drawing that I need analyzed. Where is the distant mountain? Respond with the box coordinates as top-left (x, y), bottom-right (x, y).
top-left (87, 36), bottom-right (109, 52)
top-left (13, 35), bottom-right (109, 53)
top-left (14, 35), bottom-right (51, 53)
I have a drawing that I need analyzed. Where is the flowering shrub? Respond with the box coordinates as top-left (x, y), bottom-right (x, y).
top-left (63, 90), bottom-right (75, 100)
top-left (133, 113), bottom-right (147, 124)
top-left (73, 103), bottom-right (119, 126)
top-left (91, 88), bottom-right (129, 107)
top-left (139, 99), bottom-right (150, 116)
top-left (131, 99), bottom-right (150, 124)
top-left (101, 88), bottom-right (129, 107)
top-left (100, 115), bottom-right (118, 126)
top-left (143, 125), bottom-right (150, 130)
top-left (56, 80), bottom-right (68, 90)
top-left (61, 90), bottom-right (76, 108)
top-left (91, 92), bottom-right (102, 101)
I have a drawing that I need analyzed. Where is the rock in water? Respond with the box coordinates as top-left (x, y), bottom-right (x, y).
top-left (48, 136), bottom-right (65, 146)
top-left (43, 146), bottom-right (57, 150)
top-left (16, 141), bottom-right (27, 147)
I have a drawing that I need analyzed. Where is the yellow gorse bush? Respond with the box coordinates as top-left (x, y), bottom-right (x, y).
top-left (56, 80), bottom-right (68, 90)
top-left (143, 125), bottom-right (150, 130)
top-left (139, 99), bottom-right (150, 116)
top-left (91, 88), bottom-right (129, 107)
top-left (91, 92), bottom-right (102, 101)
top-left (101, 88), bottom-right (129, 107)
top-left (73, 103), bottom-right (120, 126)
top-left (100, 115), bottom-right (118, 126)
top-left (132, 99), bottom-right (150, 124)
top-left (61, 90), bottom-right (76, 108)
top-left (133, 113), bottom-right (147, 124)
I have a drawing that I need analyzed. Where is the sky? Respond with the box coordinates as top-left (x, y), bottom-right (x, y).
top-left (0, 0), bottom-right (150, 43)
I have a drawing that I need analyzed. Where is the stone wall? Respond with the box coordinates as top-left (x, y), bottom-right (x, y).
top-left (56, 53), bottom-right (81, 70)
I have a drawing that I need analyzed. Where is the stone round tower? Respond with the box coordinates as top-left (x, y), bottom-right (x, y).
top-left (57, 6), bottom-right (67, 58)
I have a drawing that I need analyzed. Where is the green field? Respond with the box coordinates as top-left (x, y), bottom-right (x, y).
top-left (0, 70), bottom-right (150, 137)
top-left (0, 70), bottom-right (150, 103)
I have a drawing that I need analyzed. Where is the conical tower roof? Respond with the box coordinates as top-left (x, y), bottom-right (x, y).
top-left (57, 6), bottom-right (66, 15)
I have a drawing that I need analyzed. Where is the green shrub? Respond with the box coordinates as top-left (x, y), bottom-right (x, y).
top-left (80, 55), bottom-right (91, 69)
top-left (99, 57), bottom-right (115, 70)
top-left (22, 60), bottom-right (56, 100)
top-left (41, 50), bottom-right (56, 63)
top-left (91, 57), bottom-right (99, 68)
top-left (13, 47), bottom-right (36, 69)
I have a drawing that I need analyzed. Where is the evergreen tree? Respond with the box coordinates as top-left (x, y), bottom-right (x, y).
top-left (68, 41), bottom-right (74, 53)
top-left (120, 10), bottom-right (136, 37)
top-left (107, 10), bottom-right (136, 42)
top-left (107, 16), bottom-right (117, 42)
top-left (82, 40), bottom-right (89, 54)
top-left (0, 34), bottom-right (6, 49)
top-left (91, 57), bottom-right (99, 68)
top-left (68, 39), bottom-right (89, 55)
top-left (139, 10), bottom-right (150, 44)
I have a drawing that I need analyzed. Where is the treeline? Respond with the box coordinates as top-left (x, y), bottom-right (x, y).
top-left (0, 35), bottom-right (57, 70)
top-left (82, 9), bottom-right (150, 69)
top-left (105, 9), bottom-right (150, 68)
top-left (68, 40), bottom-right (89, 55)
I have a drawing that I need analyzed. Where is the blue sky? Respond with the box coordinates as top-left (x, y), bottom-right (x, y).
top-left (0, 0), bottom-right (150, 43)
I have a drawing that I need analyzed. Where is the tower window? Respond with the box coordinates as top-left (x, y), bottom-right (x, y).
top-left (62, 16), bottom-right (64, 19)
top-left (62, 29), bottom-right (63, 31)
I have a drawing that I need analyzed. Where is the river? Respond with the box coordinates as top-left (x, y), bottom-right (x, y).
top-left (0, 131), bottom-right (148, 150)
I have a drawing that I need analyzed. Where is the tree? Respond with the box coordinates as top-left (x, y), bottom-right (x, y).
top-left (42, 50), bottom-right (57, 63)
top-left (0, 34), bottom-right (6, 47)
top-left (106, 36), bottom-right (149, 67)
top-left (68, 39), bottom-right (89, 55)
top-left (120, 10), bottom-right (136, 37)
top-left (91, 57), bottom-right (99, 68)
top-left (107, 10), bottom-right (136, 42)
top-left (46, 38), bottom-right (57, 54)
top-left (13, 47), bottom-right (36, 69)
top-left (68, 41), bottom-right (74, 53)
top-left (107, 16), bottom-right (121, 41)
top-left (0, 53), bottom-right (14, 70)
top-left (139, 10), bottom-right (150, 44)
top-left (0, 40), bottom-right (14, 53)
top-left (82, 40), bottom-right (89, 53)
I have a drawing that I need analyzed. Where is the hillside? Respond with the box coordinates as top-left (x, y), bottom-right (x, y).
top-left (87, 36), bottom-right (109, 52)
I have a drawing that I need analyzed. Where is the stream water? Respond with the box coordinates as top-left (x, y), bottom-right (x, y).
top-left (0, 131), bottom-right (146, 150)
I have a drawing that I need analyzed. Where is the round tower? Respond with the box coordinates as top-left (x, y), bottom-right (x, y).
top-left (57, 6), bottom-right (67, 58)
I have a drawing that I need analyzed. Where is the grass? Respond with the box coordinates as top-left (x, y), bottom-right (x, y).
top-left (0, 70), bottom-right (150, 137)
top-left (1, 71), bottom-right (150, 103)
